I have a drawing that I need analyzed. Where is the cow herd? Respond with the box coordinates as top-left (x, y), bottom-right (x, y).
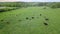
top-left (25, 14), bottom-right (49, 26)
top-left (0, 13), bottom-right (49, 26)
top-left (0, 13), bottom-right (49, 29)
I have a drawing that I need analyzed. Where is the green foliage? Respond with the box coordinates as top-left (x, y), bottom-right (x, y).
top-left (0, 7), bottom-right (18, 12)
top-left (47, 2), bottom-right (60, 8)
top-left (0, 2), bottom-right (49, 7)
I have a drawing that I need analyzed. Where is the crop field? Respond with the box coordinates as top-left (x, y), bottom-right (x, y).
top-left (0, 7), bottom-right (60, 34)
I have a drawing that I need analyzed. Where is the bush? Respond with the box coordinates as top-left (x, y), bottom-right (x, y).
top-left (48, 3), bottom-right (60, 8)
top-left (0, 9), bottom-right (6, 12)
top-left (0, 7), bottom-right (19, 12)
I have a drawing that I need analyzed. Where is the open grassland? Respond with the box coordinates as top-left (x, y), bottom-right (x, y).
top-left (0, 7), bottom-right (60, 34)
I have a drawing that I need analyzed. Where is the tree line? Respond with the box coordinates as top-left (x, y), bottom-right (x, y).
top-left (0, 2), bottom-right (60, 8)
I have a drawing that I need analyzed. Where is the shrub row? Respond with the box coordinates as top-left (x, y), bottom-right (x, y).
top-left (0, 7), bottom-right (20, 12)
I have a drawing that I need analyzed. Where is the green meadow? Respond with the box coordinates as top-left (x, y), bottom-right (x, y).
top-left (0, 7), bottom-right (60, 34)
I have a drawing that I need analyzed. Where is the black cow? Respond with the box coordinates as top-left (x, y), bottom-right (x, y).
top-left (6, 22), bottom-right (10, 24)
top-left (45, 18), bottom-right (49, 21)
top-left (32, 17), bottom-right (34, 19)
top-left (40, 14), bottom-right (42, 16)
top-left (1, 20), bottom-right (4, 21)
top-left (44, 23), bottom-right (48, 25)
top-left (26, 17), bottom-right (29, 20)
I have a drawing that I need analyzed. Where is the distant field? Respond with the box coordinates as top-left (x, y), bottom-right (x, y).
top-left (0, 7), bottom-right (60, 34)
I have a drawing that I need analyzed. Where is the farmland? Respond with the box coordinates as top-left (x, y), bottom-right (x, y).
top-left (0, 7), bottom-right (60, 34)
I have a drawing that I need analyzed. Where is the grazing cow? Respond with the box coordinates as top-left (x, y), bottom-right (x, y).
top-left (6, 22), bottom-right (10, 24)
top-left (44, 16), bottom-right (49, 21)
top-left (26, 17), bottom-right (29, 20)
top-left (45, 18), bottom-right (49, 21)
top-left (1, 20), bottom-right (3, 21)
top-left (32, 17), bottom-right (34, 19)
top-left (44, 23), bottom-right (48, 25)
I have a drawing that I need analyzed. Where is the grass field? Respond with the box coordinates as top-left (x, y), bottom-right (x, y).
top-left (0, 7), bottom-right (60, 34)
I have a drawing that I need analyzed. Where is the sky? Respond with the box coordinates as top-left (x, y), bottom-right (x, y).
top-left (0, 0), bottom-right (60, 2)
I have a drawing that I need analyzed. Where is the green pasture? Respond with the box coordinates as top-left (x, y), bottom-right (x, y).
top-left (0, 7), bottom-right (60, 34)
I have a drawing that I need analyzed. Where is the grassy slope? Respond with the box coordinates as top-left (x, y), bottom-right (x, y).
top-left (0, 7), bottom-right (60, 34)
